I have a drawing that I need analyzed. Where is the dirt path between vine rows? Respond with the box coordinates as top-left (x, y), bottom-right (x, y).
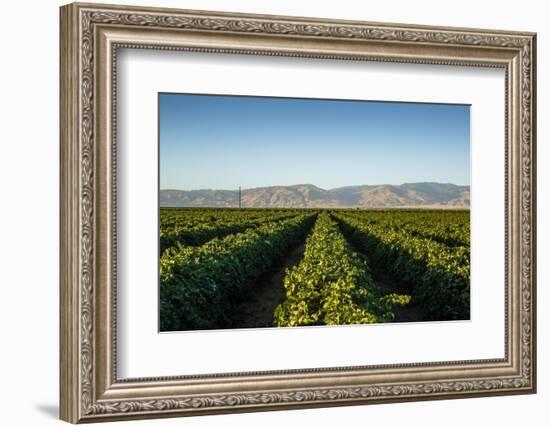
top-left (366, 266), bottom-right (424, 323)
top-left (229, 242), bottom-right (306, 329)
top-left (343, 241), bottom-right (425, 323)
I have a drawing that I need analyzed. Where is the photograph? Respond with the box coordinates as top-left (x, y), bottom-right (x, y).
top-left (57, 3), bottom-right (536, 422)
top-left (158, 93), bottom-right (471, 332)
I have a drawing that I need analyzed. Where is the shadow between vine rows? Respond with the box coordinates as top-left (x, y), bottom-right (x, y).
top-left (227, 238), bottom-right (308, 329)
top-left (331, 216), bottom-right (426, 323)
top-left (332, 214), bottom-right (470, 322)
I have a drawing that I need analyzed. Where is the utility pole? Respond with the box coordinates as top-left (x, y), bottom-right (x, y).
top-left (239, 185), bottom-right (241, 209)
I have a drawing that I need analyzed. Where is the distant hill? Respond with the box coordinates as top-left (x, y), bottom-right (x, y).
top-left (160, 183), bottom-right (470, 209)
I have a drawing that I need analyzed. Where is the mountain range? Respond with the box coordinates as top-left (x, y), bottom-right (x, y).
top-left (160, 182), bottom-right (470, 209)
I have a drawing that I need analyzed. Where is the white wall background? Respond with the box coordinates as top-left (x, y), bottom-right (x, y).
top-left (0, 0), bottom-right (545, 426)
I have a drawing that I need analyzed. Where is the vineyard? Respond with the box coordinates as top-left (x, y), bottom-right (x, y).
top-left (159, 208), bottom-right (470, 331)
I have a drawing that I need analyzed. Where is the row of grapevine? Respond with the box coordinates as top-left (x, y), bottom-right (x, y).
top-left (274, 213), bottom-right (410, 327)
top-left (160, 213), bottom-right (317, 331)
top-left (160, 207), bottom-right (298, 228)
top-left (160, 208), bottom-right (302, 252)
top-left (332, 212), bottom-right (470, 320)
top-left (340, 210), bottom-right (470, 248)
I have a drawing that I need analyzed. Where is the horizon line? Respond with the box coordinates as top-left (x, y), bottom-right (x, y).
top-left (160, 181), bottom-right (471, 192)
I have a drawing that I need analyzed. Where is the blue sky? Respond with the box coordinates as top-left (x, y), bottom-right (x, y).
top-left (159, 93), bottom-right (470, 190)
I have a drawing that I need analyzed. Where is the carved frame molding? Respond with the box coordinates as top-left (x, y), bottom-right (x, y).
top-left (60, 2), bottom-right (536, 423)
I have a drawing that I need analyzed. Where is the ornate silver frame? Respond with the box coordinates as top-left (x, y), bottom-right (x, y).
top-left (60, 2), bottom-right (537, 423)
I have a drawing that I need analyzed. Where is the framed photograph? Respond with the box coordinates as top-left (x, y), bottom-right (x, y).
top-left (60, 2), bottom-right (537, 423)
